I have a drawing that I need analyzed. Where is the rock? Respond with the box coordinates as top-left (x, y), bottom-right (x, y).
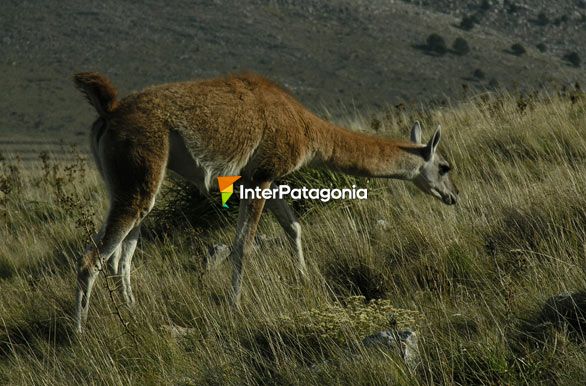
top-left (376, 219), bottom-right (389, 230)
top-left (363, 329), bottom-right (420, 369)
top-left (207, 243), bottom-right (230, 269)
top-left (255, 233), bottom-right (275, 244)
top-left (539, 291), bottom-right (586, 336)
top-left (161, 324), bottom-right (195, 338)
top-left (206, 235), bottom-right (274, 270)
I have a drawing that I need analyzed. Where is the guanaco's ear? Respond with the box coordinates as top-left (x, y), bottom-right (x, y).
top-left (424, 125), bottom-right (441, 160)
top-left (410, 121), bottom-right (422, 144)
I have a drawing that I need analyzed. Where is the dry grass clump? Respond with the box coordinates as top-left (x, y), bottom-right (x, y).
top-left (274, 295), bottom-right (420, 346)
top-left (0, 90), bottom-right (585, 384)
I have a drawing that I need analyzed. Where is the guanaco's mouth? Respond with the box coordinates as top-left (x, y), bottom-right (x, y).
top-left (431, 188), bottom-right (458, 205)
top-left (442, 193), bottom-right (458, 205)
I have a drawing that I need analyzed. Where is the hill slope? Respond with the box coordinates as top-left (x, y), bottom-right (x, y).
top-left (1, 0), bottom-right (584, 135)
top-left (1, 93), bottom-right (586, 384)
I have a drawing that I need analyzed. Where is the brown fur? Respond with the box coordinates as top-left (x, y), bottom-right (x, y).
top-left (72, 72), bottom-right (449, 331)
top-left (83, 72), bottom-right (424, 182)
top-left (74, 72), bottom-right (118, 117)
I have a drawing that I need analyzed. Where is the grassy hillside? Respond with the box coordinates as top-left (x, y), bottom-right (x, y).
top-left (1, 0), bottom-right (584, 135)
top-left (0, 91), bottom-right (586, 384)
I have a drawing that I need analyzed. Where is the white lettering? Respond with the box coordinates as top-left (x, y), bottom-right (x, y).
top-left (279, 185), bottom-right (291, 199)
top-left (233, 184), bottom-right (368, 202)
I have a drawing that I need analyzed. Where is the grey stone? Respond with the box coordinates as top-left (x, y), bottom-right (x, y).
top-left (207, 243), bottom-right (230, 269)
top-left (363, 329), bottom-right (420, 369)
top-left (161, 324), bottom-right (195, 338)
top-left (376, 219), bottom-right (390, 230)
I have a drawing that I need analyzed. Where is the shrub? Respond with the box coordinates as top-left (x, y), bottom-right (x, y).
top-left (479, 0), bottom-right (491, 11)
top-left (452, 37), bottom-right (470, 55)
top-left (488, 78), bottom-right (499, 88)
top-left (536, 292), bottom-right (586, 337)
top-left (146, 178), bottom-right (233, 235)
top-left (459, 14), bottom-right (478, 30)
top-left (536, 11), bottom-right (549, 26)
top-left (370, 117), bottom-right (381, 131)
top-left (510, 43), bottom-right (526, 56)
top-left (325, 258), bottom-right (389, 300)
top-left (426, 33), bottom-right (447, 55)
top-left (473, 68), bottom-right (486, 80)
top-left (554, 15), bottom-right (569, 26)
top-left (507, 3), bottom-right (519, 13)
top-left (563, 51), bottom-right (581, 67)
top-left (536, 43), bottom-right (547, 53)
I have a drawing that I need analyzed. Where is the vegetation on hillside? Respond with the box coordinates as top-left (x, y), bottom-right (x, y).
top-left (2, 0), bottom-right (584, 134)
top-left (0, 90), bottom-right (586, 384)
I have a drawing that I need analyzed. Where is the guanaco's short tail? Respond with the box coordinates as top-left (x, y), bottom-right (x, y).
top-left (73, 72), bottom-right (118, 117)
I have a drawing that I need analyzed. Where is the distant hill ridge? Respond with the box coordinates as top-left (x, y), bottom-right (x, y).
top-left (0, 0), bottom-right (583, 134)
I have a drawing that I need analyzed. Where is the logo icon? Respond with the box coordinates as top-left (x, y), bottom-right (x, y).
top-left (218, 176), bottom-right (241, 208)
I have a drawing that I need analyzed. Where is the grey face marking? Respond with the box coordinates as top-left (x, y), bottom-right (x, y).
top-left (410, 122), bottom-right (459, 205)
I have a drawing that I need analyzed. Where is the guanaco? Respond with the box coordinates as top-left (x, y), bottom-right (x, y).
top-left (73, 72), bottom-right (458, 332)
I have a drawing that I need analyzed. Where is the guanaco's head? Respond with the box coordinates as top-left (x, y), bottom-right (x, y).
top-left (409, 121), bottom-right (459, 205)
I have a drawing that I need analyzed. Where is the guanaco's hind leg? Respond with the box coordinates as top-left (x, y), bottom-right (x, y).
top-left (230, 180), bottom-right (271, 305)
top-left (117, 226), bottom-right (140, 306)
top-left (106, 225), bottom-right (141, 306)
top-left (76, 206), bottom-right (145, 332)
top-left (76, 131), bottom-right (167, 332)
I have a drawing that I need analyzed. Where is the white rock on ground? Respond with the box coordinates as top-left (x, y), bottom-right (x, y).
top-left (161, 324), bottom-right (196, 339)
top-left (376, 219), bottom-right (390, 230)
top-left (207, 243), bottom-right (230, 270)
top-left (363, 329), bottom-right (420, 370)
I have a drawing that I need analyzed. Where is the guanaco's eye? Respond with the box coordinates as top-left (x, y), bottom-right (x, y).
top-left (439, 163), bottom-right (451, 175)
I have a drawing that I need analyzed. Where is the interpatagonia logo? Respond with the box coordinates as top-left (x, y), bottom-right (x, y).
top-left (218, 175), bottom-right (368, 207)
top-left (217, 176), bottom-right (241, 208)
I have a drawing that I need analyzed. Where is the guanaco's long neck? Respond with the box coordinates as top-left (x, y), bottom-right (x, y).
top-left (311, 121), bottom-right (425, 180)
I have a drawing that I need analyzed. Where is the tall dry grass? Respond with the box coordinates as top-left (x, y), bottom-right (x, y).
top-left (0, 91), bottom-right (585, 384)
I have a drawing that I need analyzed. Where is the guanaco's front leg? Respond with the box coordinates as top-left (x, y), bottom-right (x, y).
top-left (229, 180), bottom-right (271, 305)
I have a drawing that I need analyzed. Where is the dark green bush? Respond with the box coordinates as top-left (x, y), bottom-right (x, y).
top-left (426, 33), bottom-right (447, 55)
top-left (563, 51), bottom-right (581, 67)
top-left (507, 3), bottom-right (519, 13)
top-left (452, 37), bottom-right (470, 55)
top-left (510, 43), bottom-right (526, 56)
top-left (473, 68), bottom-right (486, 80)
top-left (536, 12), bottom-right (549, 26)
top-left (459, 14), bottom-right (478, 31)
top-left (553, 15), bottom-right (569, 26)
